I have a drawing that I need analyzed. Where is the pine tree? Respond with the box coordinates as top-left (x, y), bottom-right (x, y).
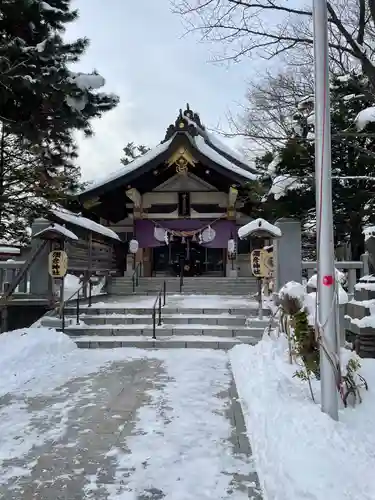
top-left (262, 73), bottom-right (375, 260)
top-left (121, 142), bottom-right (150, 166)
top-left (0, 123), bottom-right (83, 244)
top-left (0, 0), bottom-right (119, 157)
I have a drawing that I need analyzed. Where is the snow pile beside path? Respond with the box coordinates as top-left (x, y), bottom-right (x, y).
top-left (0, 328), bottom-right (141, 397)
top-left (230, 338), bottom-right (375, 500)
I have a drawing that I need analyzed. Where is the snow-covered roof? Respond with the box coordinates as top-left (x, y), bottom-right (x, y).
top-left (203, 130), bottom-right (254, 170)
top-left (238, 218), bottom-right (282, 239)
top-left (33, 223), bottom-right (79, 241)
top-left (52, 209), bottom-right (121, 242)
top-left (0, 246), bottom-right (21, 255)
top-left (80, 105), bottom-right (259, 197)
top-left (193, 136), bottom-right (257, 181)
top-left (80, 138), bottom-right (173, 195)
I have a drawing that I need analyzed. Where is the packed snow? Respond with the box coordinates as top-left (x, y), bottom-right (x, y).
top-left (52, 208), bottom-right (120, 241)
top-left (230, 336), bottom-right (375, 500)
top-left (238, 218), bottom-right (282, 239)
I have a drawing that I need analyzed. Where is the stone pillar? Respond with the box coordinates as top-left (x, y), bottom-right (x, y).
top-left (226, 254), bottom-right (237, 278)
top-left (29, 218), bottom-right (52, 298)
top-left (274, 218), bottom-right (302, 291)
top-left (125, 254), bottom-right (134, 276)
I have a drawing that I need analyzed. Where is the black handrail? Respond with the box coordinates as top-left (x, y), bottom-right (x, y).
top-left (179, 257), bottom-right (184, 293)
top-left (132, 262), bottom-right (142, 293)
top-left (152, 280), bottom-right (166, 340)
top-left (60, 274), bottom-right (97, 332)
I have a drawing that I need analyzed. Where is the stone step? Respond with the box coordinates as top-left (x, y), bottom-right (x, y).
top-left (134, 286), bottom-right (259, 290)
top-left (64, 324), bottom-right (265, 338)
top-left (109, 288), bottom-right (259, 294)
top-left (73, 313), bottom-right (269, 327)
top-left (115, 277), bottom-right (258, 281)
top-left (64, 306), bottom-right (270, 316)
top-left (72, 335), bottom-right (260, 350)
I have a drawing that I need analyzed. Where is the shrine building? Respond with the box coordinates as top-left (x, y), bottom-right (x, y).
top-left (76, 105), bottom-right (266, 277)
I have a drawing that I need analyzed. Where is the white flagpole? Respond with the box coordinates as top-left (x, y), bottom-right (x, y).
top-left (313, 0), bottom-right (339, 420)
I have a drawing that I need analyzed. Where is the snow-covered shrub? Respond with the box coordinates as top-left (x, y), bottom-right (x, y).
top-left (277, 281), bottom-right (367, 405)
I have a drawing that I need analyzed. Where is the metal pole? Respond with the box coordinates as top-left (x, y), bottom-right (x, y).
top-left (158, 294), bottom-right (162, 326)
top-left (313, 0), bottom-right (339, 421)
top-left (257, 278), bottom-right (263, 320)
top-left (76, 293), bottom-right (80, 325)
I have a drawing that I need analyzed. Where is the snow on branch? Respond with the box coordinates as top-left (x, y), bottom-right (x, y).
top-left (355, 107), bottom-right (375, 131)
top-left (267, 174), bottom-right (304, 200)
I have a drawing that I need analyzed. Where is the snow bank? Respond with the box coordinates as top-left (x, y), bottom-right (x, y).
top-left (0, 328), bottom-right (78, 397)
top-left (0, 327), bottom-right (145, 398)
top-left (230, 338), bottom-right (375, 500)
top-left (238, 218), bottom-right (282, 239)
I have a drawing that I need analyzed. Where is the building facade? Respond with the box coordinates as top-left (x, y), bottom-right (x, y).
top-left (77, 105), bottom-right (266, 277)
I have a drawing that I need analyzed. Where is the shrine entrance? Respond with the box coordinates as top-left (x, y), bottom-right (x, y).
top-left (152, 237), bottom-right (225, 276)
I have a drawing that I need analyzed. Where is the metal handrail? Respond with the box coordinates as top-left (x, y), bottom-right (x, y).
top-left (152, 280), bottom-right (166, 340)
top-left (59, 274), bottom-right (94, 332)
top-left (179, 257), bottom-right (184, 293)
top-left (132, 262), bottom-right (142, 292)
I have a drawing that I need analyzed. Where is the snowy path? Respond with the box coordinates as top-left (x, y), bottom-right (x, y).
top-left (0, 350), bottom-right (261, 500)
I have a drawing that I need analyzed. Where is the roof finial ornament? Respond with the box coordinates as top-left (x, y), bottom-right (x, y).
top-left (186, 103), bottom-right (190, 111)
top-left (179, 108), bottom-right (183, 119)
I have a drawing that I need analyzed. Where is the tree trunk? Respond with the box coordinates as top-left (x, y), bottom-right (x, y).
top-left (350, 215), bottom-right (364, 262)
top-left (0, 123), bottom-right (5, 229)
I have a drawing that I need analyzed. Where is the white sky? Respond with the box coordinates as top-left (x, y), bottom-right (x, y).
top-left (66, 0), bottom-right (273, 182)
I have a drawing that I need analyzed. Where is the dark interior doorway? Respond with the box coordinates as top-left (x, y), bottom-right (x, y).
top-left (152, 237), bottom-right (224, 276)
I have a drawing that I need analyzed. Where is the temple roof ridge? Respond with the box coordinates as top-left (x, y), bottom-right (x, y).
top-left (163, 104), bottom-right (256, 174)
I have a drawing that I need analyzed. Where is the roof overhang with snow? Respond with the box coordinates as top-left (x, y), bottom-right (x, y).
top-left (32, 223), bottom-right (79, 241)
top-left (49, 209), bottom-right (121, 243)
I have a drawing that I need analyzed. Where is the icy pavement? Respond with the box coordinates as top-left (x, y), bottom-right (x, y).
top-left (0, 350), bottom-right (262, 500)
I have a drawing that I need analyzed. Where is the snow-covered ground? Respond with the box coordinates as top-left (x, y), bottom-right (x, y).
top-left (230, 334), bottom-right (375, 500)
top-left (0, 327), bottom-right (260, 499)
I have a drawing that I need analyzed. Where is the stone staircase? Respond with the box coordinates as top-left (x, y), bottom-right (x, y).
top-left (107, 276), bottom-right (260, 296)
top-left (61, 299), bottom-right (270, 350)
